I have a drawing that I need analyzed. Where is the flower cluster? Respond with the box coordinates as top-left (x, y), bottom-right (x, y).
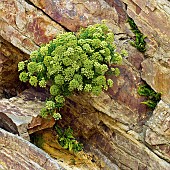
top-left (18, 22), bottom-right (123, 119)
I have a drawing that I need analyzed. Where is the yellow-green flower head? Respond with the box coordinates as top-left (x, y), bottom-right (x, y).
top-left (39, 78), bottom-right (47, 88)
top-left (107, 79), bottom-right (114, 87)
top-left (83, 59), bottom-right (93, 69)
top-left (106, 32), bottom-right (114, 43)
top-left (30, 51), bottom-right (39, 61)
top-left (18, 61), bottom-right (25, 71)
top-left (40, 46), bottom-right (49, 56)
top-left (100, 41), bottom-right (107, 48)
top-left (92, 86), bottom-right (102, 96)
top-left (84, 84), bottom-right (92, 92)
top-left (91, 52), bottom-right (103, 62)
top-left (93, 32), bottom-right (102, 39)
top-left (63, 67), bottom-right (75, 81)
top-left (91, 39), bottom-right (101, 48)
top-left (67, 47), bottom-right (74, 55)
top-left (62, 57), bottom-right (72, 66)
top-left (69, 79), bottom-right (79, 91)
top-left (53, 112), bottom-right (62, 120)
top-left (29, 76), bottom-right (38, 87)
top-left (27, 62), bottom-right (38, 74)
top-left (78, 39), bottom-right (86, 46)
top-left (81, 68), bottom-right (94, 79)
top-left (50, 85), bottom-right (61, 96)
top-left (73, 74), bottom-right (83, 84)
top-left (55, 95), bottom-right (65, 104)
top-left (54, 74), bottom-right (64, 85)
top-left (92, 76), bottom-right (106, 86)
top-left (37, 64), bottom-right (44, 72)
top-left (45, 101), bottom-right (56, 110)
top-left (43, 56), bottom-right (53, 67)
top-left (112, 53), bottom-right (122, 64)
top-left (82, 43), bottom-right (92, 53)
top-left (19, 72), bottom-right (28, 82)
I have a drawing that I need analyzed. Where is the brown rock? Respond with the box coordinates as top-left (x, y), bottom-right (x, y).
top-left (1, 0), bottom-right (170, 168)
top-left (0, 128), bottom-right (63, 170)
top-left (122, 0), bottom-right (170, 58)
top-left (141, 58), bottom-right (170, 103)
top-left (90, 61), bottom-right (149, 126)
top-left (0, 0), bottom-right (65, 54)
top-left (0, 36), bottom-right (29, 97)
top-left (57, 94), bottom-right (170, 170)
top-left (145, 100), bottom-right (170, 161)
top-left (0, 88), bottom-right (55, 140)
top-left (29, 0), bottom-right (126, 32)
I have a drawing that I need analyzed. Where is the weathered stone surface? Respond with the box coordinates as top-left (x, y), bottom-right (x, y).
top-left (29, 0), bottom-right (127, 32)
top-left (0, 128), bottom-right (63, 170)
top-left (1, 0), bottom-right (170, 169)
top-left (0, 88), bottom-right (55, 140)
top-left (0, 0), bottom-right (65, 54)
top-left (57, 93), bottom-right (170, 170)
top-left (122, 0), bottom-right (170, 59)
top-left (32, 129), bottom-right (104, 170)
top-left (141, 58), bottom-right (170, 103)
top-left (90, 62), bottom-right (149, 127)
top-left (0, 36), bottom-right (29, 98)
top-left (145, 100), bottom-right (170, 161)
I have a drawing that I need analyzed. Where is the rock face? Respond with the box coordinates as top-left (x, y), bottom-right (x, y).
top-left (0, 88), bottom-right (55, 140)
top-left (57, 93), bottom-right (170, 170)
top-left (29, 0), bottom-right (127, 32)
top-left (0, 0), bottom-right (170, 169)
top-left (122, 0), bottom-right (170, 100)
top-left (1, 0), bottom-right (65, 54)
top-left (145, 100), bottom-right (170, 162)
top-left (0, 128), bottom-right (63, 170)
top-left (0, 36), bottom-right (29, 98)
top-left (141, 58), bottom-right (170, 103)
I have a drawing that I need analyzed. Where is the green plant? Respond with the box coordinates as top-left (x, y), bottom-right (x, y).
top-left (18, 22), bottom-right (123, 119)
top-left (55, 126), bottom-right (83, 152)
top-left (138, 84), bottom-right (161, 109)
top-left (127, 17), bottom-right (146, 52)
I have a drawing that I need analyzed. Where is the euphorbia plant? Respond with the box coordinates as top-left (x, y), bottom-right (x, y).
top-left (18, 22), bottom-right (123, 120)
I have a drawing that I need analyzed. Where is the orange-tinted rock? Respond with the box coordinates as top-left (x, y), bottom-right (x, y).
top-left (141, 58), bottom-right (170, 103)
top-left (1, 0), bottom-right (170, 168)
top-left (0, 36), bottom-right (29, 98)
top-left (57, 94), bottom-right (170, 170)
top-left (0, 88), bottom-right (54, 140)
top-left (122, 0), bottom-right (170, 58)
top-left (145, 100), bottom-right (170, 161)
top-left (28, 115), bottom-right (55, 134)
top-left (1, 0), bottom-right (65, 54)
top-left (0, 128), bottom-right (63, 170)
top-left (29, 0), bottom-right (127, 32)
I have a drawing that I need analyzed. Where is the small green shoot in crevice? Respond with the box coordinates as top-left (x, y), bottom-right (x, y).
top-left (138, 84), bottom-right (161, 109)
top-left (55, 125), bottom-right (83, 153)
top-left (127, 17), bottom-right (146, 52)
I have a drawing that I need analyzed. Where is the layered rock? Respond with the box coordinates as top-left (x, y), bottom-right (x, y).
top-left (141, 58), bottom-right (170, 103)
top-left (0, 88), bottom-right (55, 140)
top-left (29, 0), bottom-right (127, 32)
top-left (56, 92), bottom-right (170, 170)
top-left (122, 0), bottom-right (170, 57)
top-left (0, 36), bottom-right (29, 98)
top-left (122, 0), bottom-right (170, 99)
top-left (0, 128), bottom-right (63, 170)
top-left (0, 0), bottom-right (170, 169)
top-left (145, 100), bottom-right (170, 162)
top-left (0, 0), bottom-right (65, 54)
